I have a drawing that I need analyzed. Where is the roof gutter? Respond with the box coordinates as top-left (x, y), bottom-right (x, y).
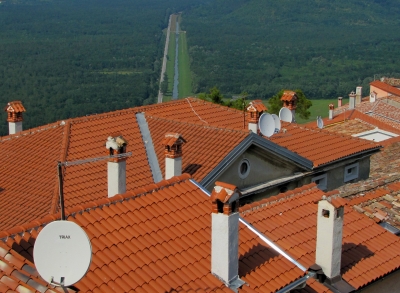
top-left (191, 178), bottom-right (307, 273)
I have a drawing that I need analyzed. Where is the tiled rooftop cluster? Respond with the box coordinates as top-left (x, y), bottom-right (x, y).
top-left (2, 176), bottom-right (399, 292)
top-left (0, 97), bottom-right (382, 232)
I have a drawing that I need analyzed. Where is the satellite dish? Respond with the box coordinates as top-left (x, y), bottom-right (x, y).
top-left (34, 221), bottom-right (92, 287)
top-left (271, 114), bottom-right (281, 133)
top-left (258, 113), bottom-right (275, 137)
top-left (317, 116), bottom-right (324, 129)
top-left (279, 107), bottom-right (293, 123)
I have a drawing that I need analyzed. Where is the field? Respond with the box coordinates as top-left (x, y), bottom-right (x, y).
top-left (264, 98), bottom-right (348, 124)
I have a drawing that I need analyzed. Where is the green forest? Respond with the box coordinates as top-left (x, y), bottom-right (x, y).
top-left (182, 0), bottom-right (400, 99)
top-left (0, 0), bottom-right (205, 135)
top-left (0, 0), bottom-right (399, 135)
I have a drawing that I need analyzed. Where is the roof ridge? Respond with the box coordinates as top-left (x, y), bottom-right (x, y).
top-left (0, 121), bottom-right (63, 142)
top-left (50, 120), bottom-right (72, 215)
top-left (0, 174), bottom-right (193, 240)
top-left (145, 114), bottom-right (250, 134)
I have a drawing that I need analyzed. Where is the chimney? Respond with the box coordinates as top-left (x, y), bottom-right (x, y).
top-left (348, 91), bottom-right (356, 109)
top-left (370, 91), bottom-right (376, 103)
top-left (246, 100), bottom-right (267, 133)
top-left (355, 86), bottom-right (362, 104)
top-left (329, 104), bottom-right (334, 120)
top-left (338, 97), bottom-right (343, 107)
top-left (5, 101), bottom-right (26, 135)
top-left (281, 91), bottom-right (297, 122)
top-left (162, 133), bottom-right (186, 180)
top-left (106, 135), bottom-right (128, 198)
top-left (211, 182), bottom-right (244, 290)
top-left (315, 196), bottom-right (345, 281)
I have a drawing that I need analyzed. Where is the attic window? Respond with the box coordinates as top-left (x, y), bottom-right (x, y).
top-left (238, 159), bottom-right (250, 179)
top-left (344, 163), bottom-right (359, 182)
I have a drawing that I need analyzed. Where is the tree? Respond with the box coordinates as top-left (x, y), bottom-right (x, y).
top-left (268, 89), bottom-right (312, 120)
top-left (209, 86), bottom-right (224, 105)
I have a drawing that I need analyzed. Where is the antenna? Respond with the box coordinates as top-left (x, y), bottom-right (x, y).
top-left (34, 221), bottom-right (92, 287)
top-left (317, 116), bottom-right (324, 129)
top-left (279, 107), bottom-right (293, 123)
top-left (258, 113), bottom-right (275, 137)
top-left (271, 114), bottom-right (281, 133)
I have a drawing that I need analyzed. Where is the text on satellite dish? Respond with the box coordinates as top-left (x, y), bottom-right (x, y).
top-left (59, 235), bottom-right (71, 239)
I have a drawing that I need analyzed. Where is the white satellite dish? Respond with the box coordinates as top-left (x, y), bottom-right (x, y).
top-left (34, 221), bottom-right (92, 287)
top-left (279, 107), bottom-right (293, 123)
top-left (271, 114), bottom-right (281, 133)
top-left (317, 116), bottom-right (324, 129)
top-left (258, 113), bottom-right (275, 137)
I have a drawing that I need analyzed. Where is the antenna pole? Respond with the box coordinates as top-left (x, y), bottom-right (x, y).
top-left (57, 161), bottom-right (66, 221)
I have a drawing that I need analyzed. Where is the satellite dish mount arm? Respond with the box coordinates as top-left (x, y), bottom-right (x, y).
top-left (51, 276), bottom-right (65, 287)
top-left (57, 161), bottom-right (66, 221)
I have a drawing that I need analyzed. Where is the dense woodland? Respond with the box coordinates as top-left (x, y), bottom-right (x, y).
top-left (0, 0), bottom-right (399, 135)
top-left (182, 0), bottom-right (400, 99)
top-left (0, 0), bottom-right (204, 135)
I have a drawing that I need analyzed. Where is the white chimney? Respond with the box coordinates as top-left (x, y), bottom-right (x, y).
top-left (315, 197), bottom-right (344, 280)
top-left (349, 91), bottom-right (356, 109)
top-left (246, 100), bottom-right (267, 133)
top-left (370, 91), bottom-right (376, 103)
top-left (329, 104), bottom-right (334, 120)
top-left (338, 97), bottom-right (343, 107)
top-left (211, 182), bottom-right (244, 290)
top-left (106, 135), bottom-right (128, 198)
top-left (356, 86), bottom-right (362, 105)
top-left (162, 133), bottom-right (186, 180)
top-left (5, 101), bottom-right (26, 135)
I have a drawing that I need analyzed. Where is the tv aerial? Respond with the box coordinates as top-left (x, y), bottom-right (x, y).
top-left (258, 113), bottom-right (275, 137)
top-left (34, 220), bottom-right (92, 287)
top-left (279, 107), bottom-right (293, 123)
top-left (317, 116), bottom-right (324, 129)
top-left (271, 114), bottom-right (281, 133)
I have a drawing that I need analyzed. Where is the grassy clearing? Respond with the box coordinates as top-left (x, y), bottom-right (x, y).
top-left (178, 31), bottom-right (192, 98)
top-left (263, 98), bottom-right (348, 124)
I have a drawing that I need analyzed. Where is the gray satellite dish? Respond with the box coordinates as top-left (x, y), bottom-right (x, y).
top-left (258, 113), bottom-right (275, 137)
top-left (34, 221), bottom-right (92, 287)
top-left (271, 114), bottom-right (281, 133)
top-left (317, 116), bottom-right (324, 129)
top-left (279, 107), bottom-right (293, 123)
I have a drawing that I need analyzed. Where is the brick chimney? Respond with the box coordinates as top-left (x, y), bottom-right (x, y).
top-left (329, 104), bottom-right (334, 120)
top-left (281, 91), bottom-right (297, 122)
top-left (338, 97), bottom-right (343, 108)
top-left (355, 86), bottom-right (362, 105)
top-left (349, 91), bottom-right (356, 109)
top-left (5, 101), bottom-right (26, 135)
top-left (162, 133), bottom-right (186, 180)
top-left (106, 135), bottom-right (128, 198)
top-left (246, 100), bottom-right (267, 133)
top-left (211, 182), bottom-right (244, 290)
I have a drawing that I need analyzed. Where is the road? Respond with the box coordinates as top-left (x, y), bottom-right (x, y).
top-left (157, 15), bottom-right (172, 103)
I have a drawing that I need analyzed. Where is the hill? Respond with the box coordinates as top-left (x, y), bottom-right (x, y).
top-left (182, 0), bottom-right (400, 99)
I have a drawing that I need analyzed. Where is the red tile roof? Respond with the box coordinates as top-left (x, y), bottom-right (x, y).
top-left (240, 184), bottom-right (400, 290)
top-left (267, 122), bottom-right (380, 167)
top-left (370, 80), bottom-right (400, 97)
top-left (1, 177), bottom-right (398, 292)
top-left (0, 98), bottom-right (381, 231)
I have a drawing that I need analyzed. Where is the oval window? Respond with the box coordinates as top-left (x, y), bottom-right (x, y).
top-left (238, 159), bottom-right (250, 179)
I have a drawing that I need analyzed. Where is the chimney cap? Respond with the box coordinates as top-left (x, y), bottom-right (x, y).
top-left (280, 91), bottom-right (297, 102)
top-left (247, 100), bottom-right (267, 112)
top-left (162, 133), bottom-right (186, 147)
top-left (329, 104), bottom-right (334, 110)
top-left (5, 101), bottom-right (26, 113)
top-left (211, 182), bottom-right (240, 204)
